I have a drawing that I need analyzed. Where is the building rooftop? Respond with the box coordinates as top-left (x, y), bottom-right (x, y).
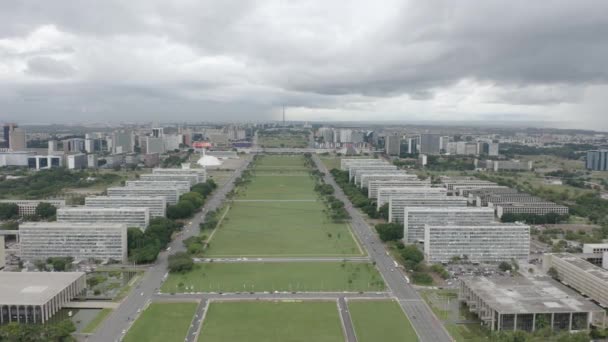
top-left (462, 275), bottom-right (603, 314)
top-left (497, 202), bottom-right (568, 208)
top-left (552, 253), bottom-right (608, 282)
top-left (0, 272), bottom-right (85, 306)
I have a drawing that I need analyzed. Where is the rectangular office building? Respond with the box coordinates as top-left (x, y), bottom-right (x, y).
top-left (153, 167), bottom-right (207, 181)
top-left (85, 196), bottom-right (166, 218)
top-left (340, 159), bottom-right (381, 171)
top-left (377, 187), bottom-right (446, 209)
top-left (368, 179), bottom-right (431, 199)
top-left (57, 207), bottom-right (149, 230)
top-left (107, 186), bottom-right (182, 205)
top-left (125, 180), bottom-right (190, 193)
top-left (389, 196), bottom-right (468, 223)
top-left (139, 173), bottom-right (200, 186)
top-left (20, 222), bottom-right (128, 262)
top-left (353, 168), bottom-right (405, 185)
top-left (348, 164), bottom-right (397, 181)
top-left (495, 203), bottom-right (569, 218)
top-left (460, 276), bottom-right (603, 332)
top-left (0, 200), bottom-right (65, 217)
top-left (404, 207), bottom-right (495, 243)
top-left (424, 223), bottom-right (530, 263)
top-left (543, 253), bottom-right (608, 308)
top-left (454, 185), bottom-right (510, 197)
top-left (442, 179), bottom-right (497, 192)
top-left (0, 272), bottom-right (86, 324)
top-left (466, 188), bottom-right (521, 206)
top-left (586, 150), bottom-right (608, 171)
top-left (360, 173), bottom-right (418, 189)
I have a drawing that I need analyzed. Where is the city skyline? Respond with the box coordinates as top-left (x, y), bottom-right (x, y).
top-left (0, 1), bottom-right (607, 129)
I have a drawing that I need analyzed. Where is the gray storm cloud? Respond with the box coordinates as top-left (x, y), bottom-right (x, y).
top-left (0, 0), bottom-right (606, 128)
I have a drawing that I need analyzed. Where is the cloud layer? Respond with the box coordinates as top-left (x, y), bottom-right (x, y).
top-left (0, 0), bottom-right (607, 129)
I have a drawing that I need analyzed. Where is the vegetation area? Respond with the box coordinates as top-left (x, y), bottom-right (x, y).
top-left (499, 143), bottom-right (597, 160)
top-left (348, 300), bottom-right (418, 342)
top-left (198, 301), bottom-right (344, 342)
top-left (304, 153), bottom-right (349, 222)
top-left (34, 257), bottom-right (74, 272)
top-left (329, 169), bottom-right (386, 219)
top-left (162, 262), bottom-right (384, 293)
top-left (425, 155), bottom-right (475, 171)
top-left (123, 302), bottom-right (197, 342)
top-left (166, 179), bottom-right (217, 219)
top-left (0, 168), bottom-right (121, 199)
top-left (501, 213), bottom-right (569, 225)
top-left (168, 251), bottom-right (194, 273)
top-left (127, 218), bottom-right (182, 264)
top-left (0, 320), bottom-right (75, 341)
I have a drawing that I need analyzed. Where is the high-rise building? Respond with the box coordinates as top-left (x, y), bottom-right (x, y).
top-left (586, 150), bottom-right (608, 171)
top-left (385, 135), bottom-right (401, 156)
top-left (419, 134), bottom-right (441, 155)
top-left (404, 207), bottom-right (495, 243)
top-left (63, 138), bottom-right (85, 153)
top-left (407, 137), bottom-right (418, 154)
top-left (107, 186), bottom-right (182, 205)
top-left (8, 127), bottom-right (26, 151)
top-left (388, 196), bottom-right (468, 223)
top-left (377, 187), bottom-right (447, 209)
top-left (0, 236), bottom-right (5, 270)
top-left (439, 136), bottom-right (450, 152)
top-left (67, 153), bottom-right (87, 169)
top-left (139, 173), bottom-right (200, 186)
top-left (424, 222), bottom-right (530, 263)
top-left (318, 127), bottom-right (334, 143)
top-left (19, 222), bottom-right (128, 262)
top-left (48, 140), bottom-right (58, 154)
top-left (85, 196), bottom-right (167, 218)
top-left (113, 131), bottom-right (134, 154)
top-left (143, 136), bottom-right (165, 154)
top-left (125, 180), bottom-right (190, 193)
top-left (57, 207), bottom-right (150, 230)
top-left (2, 123), bottom-right (17, 149)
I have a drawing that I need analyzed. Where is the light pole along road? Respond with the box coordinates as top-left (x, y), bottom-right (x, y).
top-left (90, 155), bottom-right (252, 342)
top-left (312, 154), bottom-right (453, 342)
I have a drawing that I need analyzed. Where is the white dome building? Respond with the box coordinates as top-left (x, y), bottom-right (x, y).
top-left (197, 154), bottom-right (222, 167)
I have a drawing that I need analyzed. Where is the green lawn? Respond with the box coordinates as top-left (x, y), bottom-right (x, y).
top-left (161, 262), bottom-right (384, 293)
top-left (348, 300), bottom-right (418, 342)
top-left (123, 302), bottom-right (197, 342)
top-left (238, 174), bottom-right (317, 200)
top-left (81, 309), bottom-right (112, 334)
top-left (206, 201), bottom-right (361, 256)
top-left (254, 154), bottom-right (308, 168)
top-left (258, 135), bottom-right (309, 148)
top-left (198, 301), bottom-right (344, 342)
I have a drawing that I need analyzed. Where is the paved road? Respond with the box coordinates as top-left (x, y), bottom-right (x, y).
top-left (193, 256), bottom-right (371, 263)
top-left (154, 292), bottom-right (392, 301)
top-left (185, 299), bottom-right (207, 342)
top-left (313, 154), bottom-right (453, 342)
top-left (90, 156), bottom-right (252, 342)
top-left (338, 297), bottom-right (358, 342)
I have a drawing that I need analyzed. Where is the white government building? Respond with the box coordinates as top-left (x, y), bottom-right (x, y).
top-left (107, 186), bottom-right (182, 205)
top-left (0, 272), bottom-right (86, 324)
top-left (125, 180), bottom-right (190, 193)
top-left (424, 222), bottom-right (530, 263)
top-left (139, 173), bottom-right (200, 186)
top-left (360, 173), bottom-right (418, 189)
top-left (19, 222), bottom-right (128, 262)
top-left (388, 197), bottom-right (468, 223)
top-left (348, 164), bottom-right (397, 181)
top-left (0, 199), bottom-right (66, 217)
top-left (153, 167), bottom-right (207, 181)
top-left (376, 187), bottom-right (447, 209)
top-left (85, 196), bottom-right (167, 218)
top-left (367, 179), bottom-right (431, 199)
top-left (57, 207), bottom-right (150, 230)
top-left (340, 158), bottom-right (383, 170)
top-left (403, 207), bottom-right (496, 243)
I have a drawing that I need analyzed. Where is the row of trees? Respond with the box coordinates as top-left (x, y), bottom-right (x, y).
top-left (127, 218), bottom-right (182, 264)
top-left (304, 154), bottom-right (349, 222)
top-left (0, 320), bottom-right (75, 341)
top-left (501, 212), bottom-right (569, 225)
top-left (329, 169), bottom-right (384, 219)
top-left (0, 202), bottom-right (57, 222)
top-left (166, 179), bottom-right (217, 220)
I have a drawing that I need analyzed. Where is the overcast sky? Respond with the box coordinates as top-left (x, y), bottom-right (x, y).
top-left (1, 1), bottom-right (607, 130)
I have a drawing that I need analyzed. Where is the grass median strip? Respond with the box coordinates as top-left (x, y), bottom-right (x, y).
top-left (81, 308), bottom-right (112, 334)
top-left (123, 302), bottom-right (197, 342)
top-left (161, 262), bottom-right (385, 293)
top-left (198, 301), bottom-right (344, 342)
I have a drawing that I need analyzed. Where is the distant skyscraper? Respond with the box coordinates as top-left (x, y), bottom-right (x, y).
top-left (113, 131), bottom-right (134, 154)
top-left (2, 123), bottom-right (16, 148)
top-left (586, 150), bottom-right (608, 171)
top-left (8, 127), bottom-right (26, 151)
top-left (419, 134), bottom-right (441, 155)
top-left (385, 134), bottom-right (401, 156)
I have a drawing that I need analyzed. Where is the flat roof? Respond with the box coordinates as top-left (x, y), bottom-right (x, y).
top-left (0, 272), bottom-right (85, 306)
top-left (498, 202), bottom-right (568, 208)
top-left (552, 253), bottom-right (608, 282)
top-left (462, 275), bottom-right (603, 314)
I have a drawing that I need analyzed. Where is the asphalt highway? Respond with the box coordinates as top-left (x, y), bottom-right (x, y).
top-left (312, 154), bottom-right (453, 342)
top-left (89, 155), bottom-right (252, 342)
